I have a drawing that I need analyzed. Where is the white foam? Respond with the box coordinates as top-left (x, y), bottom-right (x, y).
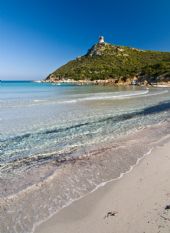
top-left (90, 148), bottom-right (153, 193)
top-left (33, 100), bottom-right (45, 103)
top-left (143, 89), bottom-right (168, 97)
top-left (59, 99), bottom-right (77, 103)
top-left (27, 89), bottom-right (169, 106)
top-left (56, 90), bottom-right (149, 104)
top-left (57, 89), bottom-right (168, 104)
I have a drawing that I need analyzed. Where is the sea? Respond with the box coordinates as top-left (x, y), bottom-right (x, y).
top-left (0, 81), bottom-right (170, 233)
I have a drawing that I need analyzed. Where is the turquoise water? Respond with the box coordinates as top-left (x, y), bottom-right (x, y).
top-left (0, 81), bottom-right (170, 233)
top-left (0, 81), bottom-right (169, 167)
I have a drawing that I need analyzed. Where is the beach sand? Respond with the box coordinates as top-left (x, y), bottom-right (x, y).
top-left (34, 140), bottom-right (170, 233)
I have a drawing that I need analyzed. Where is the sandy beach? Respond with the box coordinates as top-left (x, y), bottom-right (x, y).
top-left (34, 139), bottom-right (170, 233)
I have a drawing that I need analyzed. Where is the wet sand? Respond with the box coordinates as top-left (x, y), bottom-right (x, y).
top-left (34, 139), bottom-right (170, 233)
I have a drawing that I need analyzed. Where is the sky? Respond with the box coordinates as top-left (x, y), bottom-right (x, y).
top-left (0, 0), bottom-right (170, 80)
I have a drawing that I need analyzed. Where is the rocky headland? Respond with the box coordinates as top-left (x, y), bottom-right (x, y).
top-left (44, 37), bottom-right (170, 86)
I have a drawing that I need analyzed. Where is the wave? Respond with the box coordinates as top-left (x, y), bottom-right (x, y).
top-left (34, 89), bottom-right (168, 105)
top-left (33, 99), bottom-right (46, 103)
top-left (1, 89), bottom-right (168, 109)
top-left (28, 90), bottom-right (150, 106)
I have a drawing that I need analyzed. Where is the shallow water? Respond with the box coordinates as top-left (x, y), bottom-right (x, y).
top-left (0, 81), bottom-right (170, 233)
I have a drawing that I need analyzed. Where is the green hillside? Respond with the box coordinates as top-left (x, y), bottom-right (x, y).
top-left (45, 41), bottom-right (170, 83)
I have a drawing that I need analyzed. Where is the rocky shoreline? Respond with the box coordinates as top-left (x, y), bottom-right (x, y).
top-left (42, 77), bottom-right (170, 87)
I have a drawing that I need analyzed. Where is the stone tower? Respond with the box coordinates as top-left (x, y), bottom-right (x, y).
top-left (99, 36), bottom-right (105, 44)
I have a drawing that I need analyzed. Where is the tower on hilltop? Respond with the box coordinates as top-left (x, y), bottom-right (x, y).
top-left (99, 36), bottom-right (105, 44)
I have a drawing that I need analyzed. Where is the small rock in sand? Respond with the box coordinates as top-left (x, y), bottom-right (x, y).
top-left (104, 211), bottom-right (118, 218)
top-left (165, 205), bottom-right (170, 210)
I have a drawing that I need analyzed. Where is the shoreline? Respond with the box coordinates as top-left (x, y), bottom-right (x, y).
top-left (34, 137), bottom-right (170, 233)
top-left (1, 114), bottom-right (170, 233)
top-left (42, 79), bottom-right (170, 87)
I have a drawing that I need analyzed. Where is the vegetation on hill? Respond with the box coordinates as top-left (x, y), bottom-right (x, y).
top-left (45, 42), bottom-right (170, 83)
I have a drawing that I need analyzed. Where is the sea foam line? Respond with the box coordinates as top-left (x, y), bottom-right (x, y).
top-left (31, 147), bottom-right (154, 233)
top-left (59, 90), bottom-right (149, 103)
top-left (48, 89), bottom-right (168, 104)
top-left (3, 89), bottom-right (168, 108)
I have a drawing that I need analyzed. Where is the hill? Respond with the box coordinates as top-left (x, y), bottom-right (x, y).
top-left (45, 38), bottom-right (170, 84)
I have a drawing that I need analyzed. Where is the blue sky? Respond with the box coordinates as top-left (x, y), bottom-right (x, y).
top-left (0, 0), bottom-right (170, 80)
